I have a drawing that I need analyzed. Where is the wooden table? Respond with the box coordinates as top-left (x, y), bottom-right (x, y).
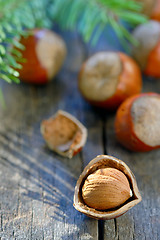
top-left (0, 30), bottom-right (160, 240)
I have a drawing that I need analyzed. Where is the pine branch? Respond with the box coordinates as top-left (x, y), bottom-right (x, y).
top-left (50, 0), bottom-right (147, 43)
top-left (0, 0), bottom-right (147, 86)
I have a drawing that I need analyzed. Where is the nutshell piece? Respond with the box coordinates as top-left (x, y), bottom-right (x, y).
top-left (132, 21), bottom-right (160, 77)
top-left (41, 110), bottom-right (87, 158)
top-left (79, 52), bottom-right (142, 110)
top-left (17, 29), bottom-right (67, 84)
top-left (115, 92), bottom-right (160, 151)
top-left (74, 155), bottom-right (141, 220)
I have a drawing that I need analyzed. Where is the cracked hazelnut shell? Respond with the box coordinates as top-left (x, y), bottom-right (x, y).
top-left (18, 29), bottom-right (67, 84)
top-left (74, 155), bottom-right (141, 220)
top-left (115, 92), bottom-right (160, 151)
top-left (78, 52), bottom-right (142, 110)
top-left (41, 110), bottom-right (87, 158)
top-left (132, 21), bottom-right (160, 78)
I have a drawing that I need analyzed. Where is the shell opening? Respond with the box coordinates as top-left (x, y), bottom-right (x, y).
top-left (81, 167), bottom-right (132, 211)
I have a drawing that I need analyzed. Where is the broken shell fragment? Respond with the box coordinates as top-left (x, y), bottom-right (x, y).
top-left (41, 110), bottom-right (87, 158)
top-left (74, 155), bottom-right (141, 220)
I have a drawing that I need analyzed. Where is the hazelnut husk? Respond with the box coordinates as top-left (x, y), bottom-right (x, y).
top-left (78, 51), bottom-right (142, 110)
top-left (132, 21), bottom-right (160, 77)
top-left (115, 92), bottom-right (160, 151)
top-left (74, 155), bottom-right (141, 220)
top-left (41, 110), bottom-right (87, 158)
top-left (17, 29), bottom-right (67, 84)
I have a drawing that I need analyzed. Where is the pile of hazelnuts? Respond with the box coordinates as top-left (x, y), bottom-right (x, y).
top-left (78, 0), bottom-right (160, 152)
top-left (17, 0), bottom-right (160, 153)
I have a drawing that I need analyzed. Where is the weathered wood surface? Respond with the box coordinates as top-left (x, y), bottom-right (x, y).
top-left (0, 30), bottom-right (160, 240)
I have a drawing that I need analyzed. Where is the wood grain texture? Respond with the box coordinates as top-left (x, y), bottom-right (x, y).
top-left (0, 32), bottom-right (99, 240)
top-left (0, 83), bottom-right (98, 240)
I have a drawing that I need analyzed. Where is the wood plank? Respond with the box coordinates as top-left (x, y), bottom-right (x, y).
top-left (0, 82), bottom-right (94, 239)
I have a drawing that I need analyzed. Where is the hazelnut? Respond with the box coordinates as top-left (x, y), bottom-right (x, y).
top-left (74, 155), bottom-right (141, 220)
top-left (115, 92), bottom-right (160, 151)
top-left (132, 21), bottom-right (160, 77)
top-left (41, 110), bottom-right (87, 158)
top-left (151, 0), bottom-right (160, 21)
top-left (17, 29), bottom-right (67, 84)
top-left (82, 168), bottom-right (132, 210)
top-left (78, 52), bottom-right (142, 110)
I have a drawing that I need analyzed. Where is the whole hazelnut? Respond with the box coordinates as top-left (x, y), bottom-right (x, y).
top-left (17, 29), bottom-right (67, 84)
top-left (115, 92), bottom-right (160, 151)
top-left (78, 52), bottom-right (142, 110)
top-left (132, 20), bottom-right (160, 78)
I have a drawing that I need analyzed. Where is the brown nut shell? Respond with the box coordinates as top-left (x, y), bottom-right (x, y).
top-left (41, 110), bottom-right (87, 158)
top-left (18, 29), bottom-right (67, 84)
top-left (132, 21), bottom-right (160, 77)
top-left (74, 155), bottom-right (142, 220)
top-left (115, 92), bottom-right (160, 151)
top-left (78, 51), bottom-right (142, 110)
top-left (151, 0), bottom-right (160, 21)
